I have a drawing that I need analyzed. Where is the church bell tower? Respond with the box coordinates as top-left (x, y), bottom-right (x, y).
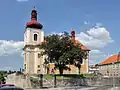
top-left (23, 8), bottom-right (45, 74)
top-left (24, 9), bottom-right (44, 45)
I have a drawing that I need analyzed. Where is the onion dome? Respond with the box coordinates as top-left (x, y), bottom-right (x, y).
top-left (26, 8), bottom-right (43, 29)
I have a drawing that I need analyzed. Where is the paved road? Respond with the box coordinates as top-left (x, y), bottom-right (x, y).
top-left (91, 86), bottom-right (120, 90)
top-left (25, 86), bottom-right (120, 90)
top-left (25, 87), bottom-right (96, 90)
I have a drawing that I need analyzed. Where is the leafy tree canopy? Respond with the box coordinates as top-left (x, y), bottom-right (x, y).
top-left (0, 72), bottom-right (5, 84)
top-left (40, 32), bottom-right (87, 75)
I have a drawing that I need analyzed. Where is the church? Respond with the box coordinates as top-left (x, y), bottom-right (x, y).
top-left (23, 9), bottom-right (90, 75)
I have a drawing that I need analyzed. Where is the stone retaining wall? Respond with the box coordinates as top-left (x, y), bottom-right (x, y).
top-left (6, 73), bottom-right (32, 89)
top-left (6, 73), bottom-right (120, 89)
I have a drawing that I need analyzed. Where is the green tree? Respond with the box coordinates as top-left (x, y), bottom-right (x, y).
top-left (61, 42), bottom-right (87, 74)
top-left (0, 72), bottom-right (5, 84)
top-left (40, 32), bottom-right (86, 75)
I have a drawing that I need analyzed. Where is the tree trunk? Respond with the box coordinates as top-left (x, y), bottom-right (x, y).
top-left (78, 65), bottom-right (81, 74)
top-left (59, 68), bottom-right (63, 75)
top-left (78, 67), bottom-right (80, 74)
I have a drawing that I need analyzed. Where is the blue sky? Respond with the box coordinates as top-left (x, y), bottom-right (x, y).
top-left (0, 0), bottom-right (120, 71)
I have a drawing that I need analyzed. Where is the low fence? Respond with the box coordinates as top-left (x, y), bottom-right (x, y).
top-left (6, 73), bottom-right (120, 89)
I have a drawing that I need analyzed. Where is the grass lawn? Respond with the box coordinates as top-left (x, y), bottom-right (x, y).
top-left (44, 74), bottom-right (71, 79)
top-left (44, 74), bottom-right (92, 79)
top-left (30, 74), bottom-right (93, 82)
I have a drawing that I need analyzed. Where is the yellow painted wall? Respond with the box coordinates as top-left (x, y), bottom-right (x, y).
top-left (48, 61), bottom-right (88, 74)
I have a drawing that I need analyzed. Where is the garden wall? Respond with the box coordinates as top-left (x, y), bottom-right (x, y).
top-left (6, 73), bottom-right (120, 89)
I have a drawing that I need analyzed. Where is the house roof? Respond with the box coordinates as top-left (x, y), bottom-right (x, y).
top-left (75, 40), bottom-right (90, 51)
top-left (71, 28), bottom-right (90, 51)
top-left (99, 54), bottom-right (120, 65)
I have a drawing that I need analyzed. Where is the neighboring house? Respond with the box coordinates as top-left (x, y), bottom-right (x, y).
top-left (88, 65), bottom-right (99, 74)
top-left (98, 53), bottom-right (120, 77)
top-left (23, 9), bottom-right (90, 75)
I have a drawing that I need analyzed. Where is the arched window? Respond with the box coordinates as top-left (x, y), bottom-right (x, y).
top-left (38, 53), bottom-right (41, 58)
top-left (34, 34), bottom-right (37, 41)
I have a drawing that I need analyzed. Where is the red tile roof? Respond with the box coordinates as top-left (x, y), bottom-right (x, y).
top-left (75, 40), bottom-right (90, 51)
top-left (100, 54), bottom-right (120, 65)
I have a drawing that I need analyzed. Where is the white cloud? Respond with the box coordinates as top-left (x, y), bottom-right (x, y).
top-left (89, 53), bottom-right (107, 64)
top-left (84, 21), bottom-right (89, 25)
top-left (90, 50), bottom-right (102, 54)
top-left (76, 25), bottom-right (114, 49)
top-left (0, 67), bottom-right (14, 71)
top-left (87, 27), bottom-right (112, 42)
top-left (76, 24), bottom-right (114, 64)
top-left (0, 40), bottom-right (24, 56)
top-left (50, 32), bottom-right (68, 38)
top-left (95, 23), bottom-right (102, 27)
top-left (51, 32), bottom-right (64, 36)
top-left (16, 0), bottom-right (28, 2)
top-left (20, 51), bottom-right (24, 57)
